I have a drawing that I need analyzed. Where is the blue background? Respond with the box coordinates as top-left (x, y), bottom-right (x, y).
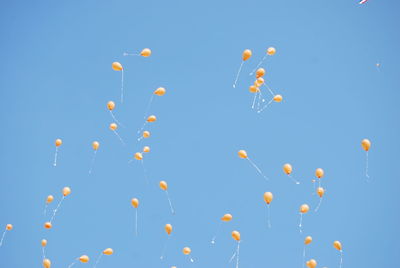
top-left (0, 0), bottom-right (399, 267)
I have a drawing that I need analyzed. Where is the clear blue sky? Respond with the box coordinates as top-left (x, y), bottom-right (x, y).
top-left (0, 0), bottom-right (399, 267)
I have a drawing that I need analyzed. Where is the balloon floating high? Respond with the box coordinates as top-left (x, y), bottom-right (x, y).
top-left (160, 181), bottom-right (175, 214)
top-left (233, 49), bottom-right (252, 88)
top-left (302, 236), bottom-right (312, 268)
top-left (109, 123), bottom-right (125, 145)
top-left (41, 239), bottom-right (47, 260)
top-left (112, 62), bottom-right (124, 103)
top-left (137, 115), bottom-right (157, 140)
top-left (314, 187), bottom-right (325, 212)
top-left (249, 47), bottom-right (276, 76)
top-left (53, 138), bottom-right (62, 166)
top-left (306, 259), bottom-right (317, 268)
top-left (361, 139), bottom-right (371, 179)
top-left (124, 48), bottom-right (152, 57)
top-left (43, 258), bottom-right (51, 268)
top-left (43, 195), bottom-right (54, 215)
top-left (263, 192), bottom-right (273, 228)
top-left (142, 87), bottom-right (167, 126)
top-left (229, 231), bottom-right (241, 268)
top-left (333, 241), bottom-right (343, 268)
top-left (283, 163), bottom-right (300, 184)
top-left (160, 224), bottom-right (173, 260)
top-left (211, 213), bottom-right (233, 244)
top-left (238, 150), bottom-right (269, 181)
top-left (48, 187), bottom-right (72, 226)
top-left (182, 247), bottom-right (194, 263)
top-left (131, 198), bottom-right (139, 236)
top-left (93, 248), bottom-right (113, 268)
top-left (298, 204), bottom-right (310, 233)
top-left (107, 101), bottom-right (124, 127)
top-left (67, 254), bottom-right (90, 268)
top-left (89, 141), bottom-right (100, 174)
top-left (0, 224), bottom-right (13, 247)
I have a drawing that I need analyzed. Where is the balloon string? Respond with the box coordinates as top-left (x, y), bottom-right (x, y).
top-left (120, 69), bottom-right (124, 103)
top-left (256, 90), bottom-right (263, 111)
top-left (288, 174), bottom-right (300, 185)
top-left (249, 54), bottom-right (267, 76)
top-left (302, 245), bottom-right (306, 268)
top-left (366, 151), bottom-right (370, 180)
top-left (160, 235), bottom-right (170, 260)
top-left (141, 160), bottom-right (149, 185)
top-left (42, 247), bottom-right (46, 260)
top-left (318, 179), bottom-right (321, 188)
top-left (89, 150), bottom-right (98, 175)
top-left (267, 205), bottom-right (271, 228)
top-left (233, 61), bottom-right (244, 88)
top-left (189, 255), bottom-right (194, 263)
top-left (0, 229), bottom-right (7, 247)
top-left (93, 252), bottom-right (103, 268)
top-left (67, 261), bottom-right (76, 268)
top-left (211, 221), bottom-right (222, 244)
top-left (251, 92), bottom-right (258, 110)
top-left (257, 98), bottom-right (274, 114)
top-left (263, 83), bottom-right (275, 97)
top-left (165, 191), bottom-right (175, 215)
top-left (110, 111), bottom-right (125, 128)
top-left (137, 121), bottom-right (148, 135)
top-left (339, 250), bottom-right (343, 268)
top-left (50, 196), bottom-right (65, 223)
top-left (299, 213), bottom-right (303, 233)
top-left (314, 197), bottom-right (323, 212)
top-left (113, 130), bottom-right (125, 145)
top-left (53, 147), bottom-right (59, 167)
top-left (135, 209), bottom-right (138, 236)
top-left (143, 94), bottom-right (155, 120)
top-left (236, 242), bottom-right (240, 268)
top-left (123, 52), bottom-right (140, 56)
top-left (246, 157), bottom-right (269, 181)
top-left (43, 204), bottom-right (48, 216)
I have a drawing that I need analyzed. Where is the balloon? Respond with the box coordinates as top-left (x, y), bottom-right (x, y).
top-left (110, 123), bottom-right (118, 131)
top-left (315, 168), bottom-right (324, 179)
top-left (103, 248), bottom-right (113, 255)
top-left (267, 47), bottom-right (276, 56)
top-left (112, 62), bottom-right (123, 71)
top-left (361, 139), bottom-right (371, 151)
top-left (143, 131), bottom-right (151, 138)
top-left (143, 146), bottom-right (150, 153)
top-left (41, 239), bottom-right (47, 247)
top-left (232, 230), bottom-right (241, 241)
top-left (238, 150), bottom-right (248, 159)
top-left (160, 181), bottom-right (168, 191)
top-left (63, 187), bottom-right (71, 197)
top-left (333, 241), bottom-right (342, 251)
top-left (154, 87), bottom-right (166, 96)
top-left (43, 258), bottom-right (51, 268)
top-left (131, 198), bottom-right (139, 208)
top-left (283, 163), bottom-right (292, 175)
top-left (317, 187), bottom-right (325, 197)
top-left (304, 236), bottom-right (312, 245)
top-left (273, 95), bottom-right (282, 102)
top-left (44, 222), bottom-right (52, 229)
top-left (147, 115), bottom-right (157, 122)
top-left (165, 224), bottom-right (172, 235)
top-left (6, 224), bottom-right (12, 231)
top-left (221, 214), bottom-right (233, 222)
top-left (79, 255), bottom-right (89, 263)
top-left (300, 204), bottom-right (309, 214)
top-left (134, 152), bottom-right (143, 161)
top-left (249, 85), bottom-right (259, 93)
top-left (306, 259), bottom-right (317, 268)
top-left (46, 195), bottom-right (54, 204)
top-left (263, 192), bottom-right (273, 204)
top-left (183, 247), bottom-right (191, 255)
top-left (107, 101), bottom-right (115, 111)
top-left (141, 48), bottom-right (152, 57)
top-left (242, 49), bottom-right (252, 61)
top-left (256, 77), bottom-right (265, 87)
top-left (256, 68), bottom-right (265, 78)
top-left (92, 141), bottom-right (100, 150)
top-left (55, 139), bottom-right (62, 147)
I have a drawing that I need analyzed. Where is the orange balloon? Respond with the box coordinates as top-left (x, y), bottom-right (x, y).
top-left (103, 248), bottom-right (113, 255)
top-left (134, 152), bottom-right (143, 161)
top-left (143, 131), bottom-right (150, 138)
top-left (55, 139), bottom-right (62, 147)
top-left (143, 146), bottom-right (150, 153)
top-left (62, 187), bottom-right (71, 197)
top-left (256, 68), bottom-right (266, 78)
top-left (238, 150), bottom-right (248, 159)
top-left (304, 236), bottom-right (312, 245)
top-left (283, 163), bottom-right (292, 175)
top-left (306, 259), bottom-right (317, 268)
top-left (112, 62), bottom-right (123, 71)
top-left (300, 204), bottom-right (310, 214)
top-left (267, 47), bottom-right (276, 56)
top-left (131, 198), bottom-right (139, 208)
top-left (43, 258), bottom-right (51, 268)
top-left (165, 224), bottom-right (172, 235)
top-left (256, 77), bottom-right (264, 87)
top-left (315, 168), bottom-right (324, 179)
top-left (46, 195), bottom-right (54, 204)
top-left (44, 222), bottom-right (52, 229)
top-left (232, 230), bottom-right (241, 241)
top-left (273, 95), bottom-right (283, 102)
top-left (221, 213), bottom-right (233, 222)
top-left (147, 115), bottom-right (157, 122)
top-left (333, 240), bottom-right (342, 251)
top-left (41, 239), bottom-right (47, 247)
top-left (317, 187), bottom-right (325, 197)
top-left (242, 49), bottom-right (252, 61)
top-left (159, 181), bottom-right (168, 191)
top-left (249, 85), bottom-right (259, 93)
top-left (92, 141), bottom-right (100, 150)
top-left (140, 48), bottom-right (152, 57)
top-left (361, 139), bottom-right (371, 151)
top-left (6, 224), bottom-right (12, 231)
top-left (79, 255), bottom-right (89, 263)
top-left (263, 192), bottom-right (273, 204)
top-left (107, 101), bottom-right (115, 111)
top-left (154, 87), bottom-right (166, 96)
top-left (182, 247), bottom-right (191, 255)
top-left (110, 123), bottom-right (118, 131)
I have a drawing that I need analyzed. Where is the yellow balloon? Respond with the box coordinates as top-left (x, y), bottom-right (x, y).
top-left (103, 248), bottom-right (113, 255)
top-left (361, 139), bottom-right (371, 151)
top-left (159, 181), bottom-right (168, 191)
top-left (165, 224), bottom-right (172, 235)
top-left (63, 187), bottom-right (71, 197)
top-left (44, 222), bottom-right (52, 229)
top-left (221, 213), bottom-right (233, 222)
top-left (249, 85), bottom-right (259, 93)
top-left (283, 163), bottom-right (292, 175)
top-left (131, 198), bottom-right (139, 208)
top-left (306, 259), bottom-right (317, 268)
top-left (154, 87), bottom-right (166, 96)
top-left (92, 141), bottom-right (100, 150)
top-left (238, 150), bottom-right (248, 159)
top-left (107, 101), bottom-right (115, 111)
top-left (256, 77), bottom-right (264, 87)
top-left (46, 195), bottom-right (54, 204)
top-left (256, 68), bottom-right (265, 78)
top-left (317, 187), bottom-right (325, 198)
top-left (134, 152), bottom-right (143, 161)
top-left (147, 115), bottom-right (157, 122)
top-left (112, 62), bottom-right (123, 71)
top-left (315, 168), bottom-right (324, 179)
top-left (182, 247), bottom-right (191, 255)
top-left (300, 204), bottom-right (310, 214)
top-left (232, 230), bottom-right (241, 241)
top-left (267, 47), bottom-right (276, 56)
top-left (242, 49), bottom-right (252, 61)
top-left (263, 192), bottom-right (273, 204)
top-left (140, 48), bottom-right (152, 57)
top-left (43, 258), bottom-right (51, 268)
top-left (273, 94), bottom-right (283, 102)
top-left (110, 123), bottom-right (118, 131)
top-left (79, 255), bottom-right (89, 263)
top-left (6, 224), bottom-right (12, 231)
top-left (333, 240), bottom-right (342, 251)
top-left (55, 139), bottom-right (62, 147)
top-left (143, 131), bottom-right (151, 138)
top-left (304, 236), bottom-right (312, 245)
top-left (143, 146), bottom-right (150, 153)
top-left (41, 239), bottom-right (47, 247)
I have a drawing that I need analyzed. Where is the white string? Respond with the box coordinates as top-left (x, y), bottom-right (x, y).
top-left (112, 130), bottom-right (125, 145)
top-left (135, 209), bottom-right (138, 236)
top-left (314, 197), bottom-right (323, 212)
top-left (53, 147), bottom-right (59, 166)
top-left (256, 89), bottom-right (263, 111)
top-left (123, 52), bottom-right (139, 56)
top-left (42, 247), bottom-right (46, 260)
top-left (93, 252), bottom-right (103, 268)
top-left (251, 92), bottom-right (258, 110)
top-left (0, 229), bottom-right (7, 247)
top-left (50, 196), bottom-right (65, 223)
top-left (43, 204), bottom-right (48, 216)
top-left (249, 54), bottom-right (267, 76)
top-left (189, 254), bottom-right (194, 263)
top-left (120, 69), bottom-right (124, 103)
top-left (236, 242), bottom-right (240, 268)
top-left (211, 221), bottom-right (222, 244)
top-left (143, 94), bottom-right (155, 120)
top-left (366, 151), bottom-right (370, 179)
top-left (165, 191), bottom-right (175, 215)
top-left (302, 245), bottom-right (306, 268)
top-left (233, 61), bottom-right (244, 88)
top-left (263, 83), bottom-right (275, 96)
top-left (67, 261), bottom-right (76, 268)
top-left (299, 213), bottom-right (303, 233)
top-left (246, 157), bottom-right (269, 181)
top-left (89, 150), bottom-right (97, 174)
top-left (339, 250), bottom-right (343, 268)
top-left (160, 236), bottom-right (170, 260)
top-left (257, 98), bottom-right (273, 114)
top-left (136, 121), bottom-right (148, 135)
top-left (288, 174), bottom-right (300, 185)
top-left (109, 111), bottom-right (124, 128)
